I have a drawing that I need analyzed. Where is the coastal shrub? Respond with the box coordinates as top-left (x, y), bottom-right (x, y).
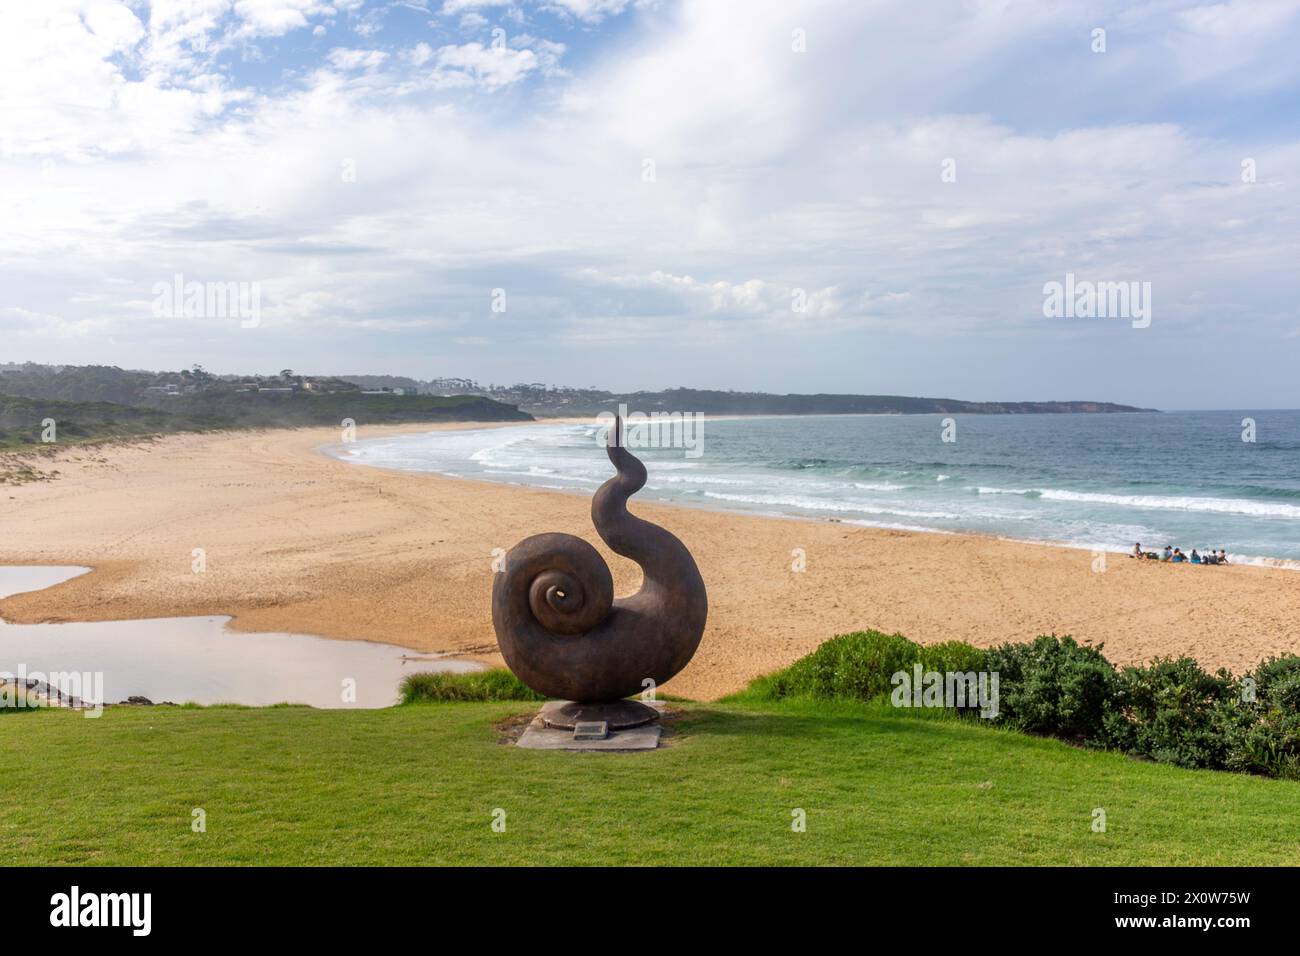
top-left (0, 685), bottom-right (39, 713)
top-left (738, 630), bottom-right (1300, 781)
top-left (400, 669), bottom-right (545, 704)
top-left (1221, 655), bottom-right (1300, 779)
top-left (981, 635), bottom-right (1117, 743)
top-left (1249, 655), bottom-right (1300, 710)
top-left (1102, 657), bottom-right (1240, 769)
top-left (924, 639), bottom-right (988, 675)
top-left (736, 630), bottom-right (984, 705)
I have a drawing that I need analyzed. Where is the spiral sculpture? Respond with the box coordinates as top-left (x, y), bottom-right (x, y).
top-left (491, 417), bottom-right (708, 708)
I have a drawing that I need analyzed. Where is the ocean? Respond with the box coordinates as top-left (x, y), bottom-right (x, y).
top-left (334, 410), bottom-right (1300, 567)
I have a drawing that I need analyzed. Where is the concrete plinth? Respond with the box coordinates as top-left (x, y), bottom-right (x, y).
top-left (540, 698), bottom-right (659, 730)
top-left (516, 700), bottom-right (665, 751)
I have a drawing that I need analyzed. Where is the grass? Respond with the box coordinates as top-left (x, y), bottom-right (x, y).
top-left (3, 697), bottom-right (1299, 865)
top-left (400, 669), bottom-right (545, 703)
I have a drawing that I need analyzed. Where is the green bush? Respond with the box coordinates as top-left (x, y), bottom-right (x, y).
top-left (980, 635), bottom-right (1117, 744)
top-left (740, 631), bottom-right (1300, 781)
top-left (1250, 655), bottom-right (1300, 711)
top-left (734, 630), bottom-right (985, 706)
top-left (0, 684), bottom-right (40, 713)
top-left (1221, 655), bottom-right (1300, 779)
top-left (1103, 657), bottom-right (1240, 769)
top-left (399, 669), bottom-right (545, 704)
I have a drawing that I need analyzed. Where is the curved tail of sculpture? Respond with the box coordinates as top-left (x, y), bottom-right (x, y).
top-left (591, 416), bottom-right (692, 585)
top-left (491, 414), bottom-right (708, 702)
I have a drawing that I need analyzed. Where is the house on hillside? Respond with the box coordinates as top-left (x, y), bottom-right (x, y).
top-left (302, 379), bottom-right (360, 394)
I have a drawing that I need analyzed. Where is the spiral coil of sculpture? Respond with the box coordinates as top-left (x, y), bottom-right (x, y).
top-left (491, 416), bottom-right (708, 728)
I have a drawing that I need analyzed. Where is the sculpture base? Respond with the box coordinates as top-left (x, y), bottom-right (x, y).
top-left (516, 700), bottom-right (663, 751)
top-left (540, 699), bottom-right (660, 731)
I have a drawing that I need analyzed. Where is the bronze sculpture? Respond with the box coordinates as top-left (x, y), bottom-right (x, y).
top-left (491, 416), bottom-right (707, 728)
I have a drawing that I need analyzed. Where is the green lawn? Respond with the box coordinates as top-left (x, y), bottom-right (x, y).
top-left (3, 699), bottom-right (1298, 865)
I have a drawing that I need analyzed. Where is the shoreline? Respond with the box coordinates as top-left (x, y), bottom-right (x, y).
top-left (3, 422), bottom-right (1300, 699)
top-left (327, 420), bottom-right (1300, 571)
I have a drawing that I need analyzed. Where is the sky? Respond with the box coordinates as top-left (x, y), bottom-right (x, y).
top-left (1, 0), bottom-right (1299, 409)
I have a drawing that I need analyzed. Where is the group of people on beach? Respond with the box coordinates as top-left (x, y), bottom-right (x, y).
top-left (1132, 543), bottom-right (1229, 565)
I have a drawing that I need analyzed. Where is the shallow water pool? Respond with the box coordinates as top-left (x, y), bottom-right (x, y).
top-left (0, 566), bottom-right (480, 708)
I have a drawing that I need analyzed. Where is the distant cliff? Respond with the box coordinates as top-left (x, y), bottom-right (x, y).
top-left (553, 389), bottom-right (1156, 417)
top-left (396, 381), bottom-right (1155, 417)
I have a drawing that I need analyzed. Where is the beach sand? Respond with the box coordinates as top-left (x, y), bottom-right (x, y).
top-left (3, 422), bottom-right (1299, 700)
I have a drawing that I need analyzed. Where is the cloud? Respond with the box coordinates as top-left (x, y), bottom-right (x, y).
top-left (0, 306), bottom-right (113, 339)
top-left (542, 0), bottom-right (631, 22)
top-left (231, 0), bottom-right (335, 38)
top-left (0, 1), bottom-right (250, 160)
top-left (328, 47), bottom-right (390, 70)
top-left (439, 0), bottom-right (634, 25)
top-left (2, 0), bottom-right (1300, 406)
top-left (428, 41), bottom-right (539, 89)
top-left (440, 0), bottom-right (511, 15)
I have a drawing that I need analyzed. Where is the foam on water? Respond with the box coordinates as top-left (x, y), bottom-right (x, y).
top-left (330, 411), bottom-right (1300, 563)
top-left (972, 485), bottom-right (1300, 518)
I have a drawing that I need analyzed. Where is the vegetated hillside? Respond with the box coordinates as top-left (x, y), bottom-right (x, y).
top-left (558, 388), bottom-right (1155, 417)
top-left (0, 392), bottom-right (529, 450)
top-left (148, 391), bottom-right (532, 427)
top-left (0, 363), bottom-right (164, 404)
top-left (1, 364), bottom-right (1152, 420)
top-left (406, 379), bottom-right (1157, 417)
top-left (334, 374), bottom-right (425, 392)
top-left (0, 395), bottom-right (223, 449)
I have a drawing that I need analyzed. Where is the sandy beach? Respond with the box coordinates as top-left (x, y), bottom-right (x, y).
top-left (2, 422), bottom-right (1299, 700)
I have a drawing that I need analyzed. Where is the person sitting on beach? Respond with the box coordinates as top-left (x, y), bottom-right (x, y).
top-left (1191, 549), bottom-right (1201, 564)
top-left (1172, 548), bottom-right (1186, 563)
top-left (1133, 542), bottom-right (1144, 559)
top-left (1219, 549), bottom-right (1229, 565)
top-left (1163, 545), bottom-right (1173, 562)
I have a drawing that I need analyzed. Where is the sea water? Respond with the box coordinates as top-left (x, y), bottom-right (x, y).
top-left (335, 410), bottom-right (1300, 566)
